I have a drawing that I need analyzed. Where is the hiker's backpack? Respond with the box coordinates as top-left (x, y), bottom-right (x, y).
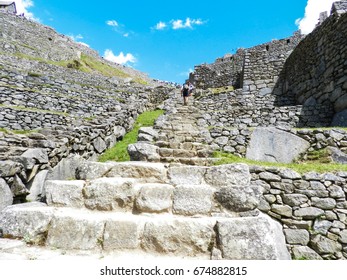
top-left (183, 84), bottom-right (189, 95)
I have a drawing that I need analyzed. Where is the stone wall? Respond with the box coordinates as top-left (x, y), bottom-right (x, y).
top-left (251, 166), bottom-right (347, 260)
top-left (191, 1), bottom-right (347, 128)
top-left (0, 11), bottom-right (172, 209)
top-left (199, 112), bottom-right (347, 159)
top-left (0, 12), bottom-right (150, 83)
top-left (195, 90), bottom-right (334, 130)
top-left (241, 31), bottom-right (303, 101)
top-left (0, 82), bottom-right (169, 206)
top-left (191, 32), bottom-right (303, 91)
top-left (191, 48), bottom-right (245, 89)
top-left (276, 4), bottom-right (347, 121)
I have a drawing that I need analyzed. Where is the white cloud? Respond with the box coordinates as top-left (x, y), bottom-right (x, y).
top-left (106, 20), bottom-right (119, 27)
top-left (104, 49), bottom-right (136, 65)
top-left (296, 0), bottom-right (335, 34)
top-left (106, 20), bottom-right (133, 38)
top-left (172, 18), bottom-right (205, 29)
top-left (14, 0), bottom-right (38, 21)
top-left (154, 21), bottom-right (167, 30)
top-left (154, 18), bottom-right (206, 31)
top-left (172, 19), bottom-right (184, 30)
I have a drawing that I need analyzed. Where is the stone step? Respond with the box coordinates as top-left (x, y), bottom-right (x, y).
top-left (0, 202), bottom-right (291, 260)
top-left (0, 239), bottom-right (203, 260)
top-left (45, 179), bottom-right (185, 214)
top-left (158, 157), bottom-right (219, 166)
top-left (156, 141), bottom-right (211, 151)
top-left (75, 161), bottom-right (168, 183)
top-left (44, 163), bottom-right (254, 215)
top-left (158, 147), bottom-right (198, 158)
top-left (159, 129), bottom-right (201, 137)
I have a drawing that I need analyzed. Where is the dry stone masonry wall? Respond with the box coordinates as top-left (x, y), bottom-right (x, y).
top-left (195, 90), bottom-right (334, 129)
top-left (0, 13), bottom-right (172, 208)
top-left (279, 2), bottom-right (347, 124)
top-left (191, 2), bottom-right (347, 127)
top-left (251, 165), bottom-right (347, 260)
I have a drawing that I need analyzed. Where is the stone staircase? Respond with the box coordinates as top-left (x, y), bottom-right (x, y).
top-left (0, 161), bottom-right (290, 260)
top-left (129, 93), bottom-right (217, 166)
top-left (0, 92), bottom-right (291, 260)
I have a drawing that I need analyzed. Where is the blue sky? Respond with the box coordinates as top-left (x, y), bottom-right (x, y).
top-left (14, 0), bottom-right (335, 84)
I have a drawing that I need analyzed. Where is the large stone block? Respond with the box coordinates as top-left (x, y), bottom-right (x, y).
top-left (0, 202), bottom-right (54, 244)
top-left (83, 178), bottom-right (137, 211)
top-left (246, 127), bottom-right (310, 163)
top-left (45, 180), bottom-right (85, 208)
top-left (135, 183), bottom-right (174, 213)
top-left (142, 218), bottom-right (215, 257)
top-left (106, 162), bottom-right (168, 183)
top-left (103, 217), bottom-right (143, 250)
top-left (168, 165), bottom-right (207, 185)
top-left (204, 164), bottom-right (250, 188)
top-left (46, 209), bottom-right (104, 250)
top-left (215, 184), bottom-right (261, 212)
top-left (216, 214), bottom-right (291, 260)
top-left (173, 185), bottom-right (214, 216)
top-left (76, 161), bottom-right (116, 180)
top-left (127, 142), bottom-right (160, 162)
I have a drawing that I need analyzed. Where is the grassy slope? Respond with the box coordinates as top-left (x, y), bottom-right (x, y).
top-left (98, 109), bottom-right (164, 162)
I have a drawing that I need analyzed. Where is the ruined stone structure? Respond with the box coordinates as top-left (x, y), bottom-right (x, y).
top-left (191, 1), bottom-right (347, 128)
top-left (279, 1), bottom-right (347, 125)
top-left (1, 1), bottom-right (347, 261)
top-left (0, 12), bottom-right (171, 206)
top-left (0, 1), bottom-right (16, 14)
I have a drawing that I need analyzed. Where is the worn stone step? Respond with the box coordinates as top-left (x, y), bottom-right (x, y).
top-left (0, 239), bottom-right (204, 260)
top-left (44, 179), bottom-right (223, 215)
top-left (158, 157), bottom-right (219, 166)
top-left (158, 147), bottom-right (198, 158)
top-left (75, 161), bottom-right (169, 183)
top-left (161, 130), bottom-right (201, 137)
top-left (155, 141), bottom-right (211, 152)
top-left (0, 203), bottom-right (291, 260)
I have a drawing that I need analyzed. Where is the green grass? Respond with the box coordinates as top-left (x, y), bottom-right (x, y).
top-left (98, 109), bottom-right (164, 162)
top-left (78, 54), bottom-right (130, 78)
top-left (0, 127), bottom-right (40, 135)
top-left (213, 151), bottom-right (347, 174)
top-left (12, 52), bottom-right (134, 80)
top-left (133, 77), bottom-right (148, 85)
top-left (209, 86), bottom-right (234, 94)
top-left (28, 72), bottom-right (42, 77)
top-left (305, 148), bottom-right (331, 163)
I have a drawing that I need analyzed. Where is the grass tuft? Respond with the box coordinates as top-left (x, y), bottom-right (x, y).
top-left (209, 86), bottom-right (234, 94)
top-left (98, 109), bottom-right (164, 162)
top-left (213, 151), bottom-right (347, 174)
